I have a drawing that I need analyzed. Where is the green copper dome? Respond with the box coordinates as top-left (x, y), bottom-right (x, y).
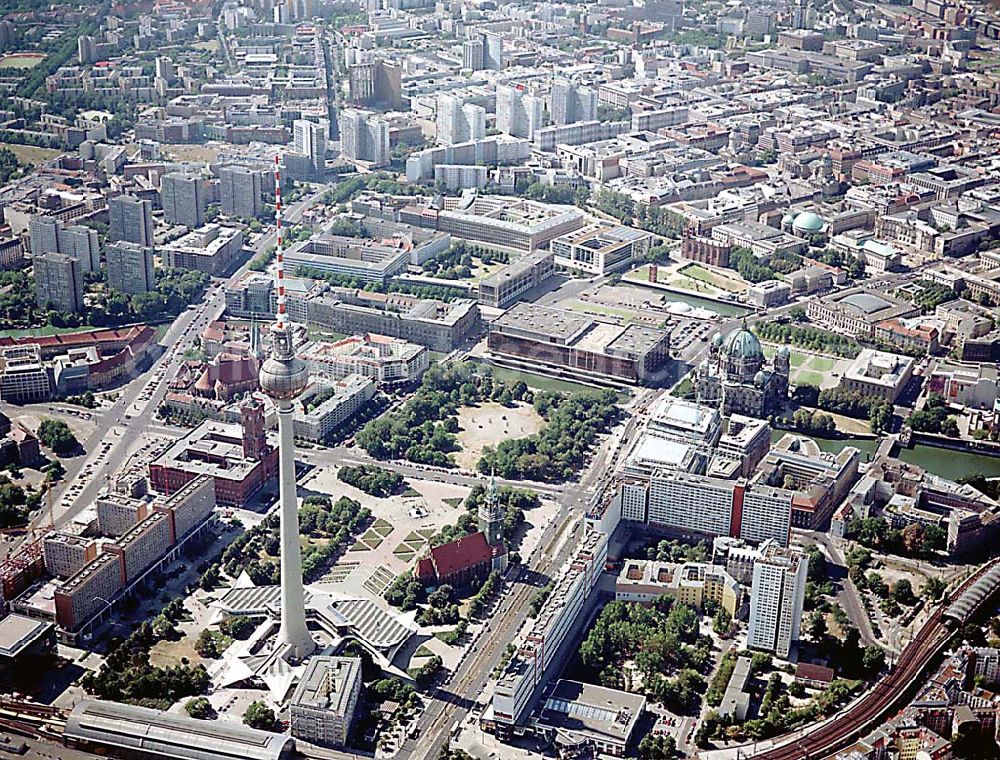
top-left (792, 211), bottom-right (825, 234)
top-left (722, 327), bottom-right (763, 362)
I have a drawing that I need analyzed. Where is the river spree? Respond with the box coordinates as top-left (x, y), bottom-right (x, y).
top-left (772, 431), bottom-right (1000, 481)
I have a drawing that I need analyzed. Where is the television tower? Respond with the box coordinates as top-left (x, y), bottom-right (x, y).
top-left (258, 154), bottom-right (315, 661)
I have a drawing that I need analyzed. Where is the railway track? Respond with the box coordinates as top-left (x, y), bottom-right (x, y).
top-left (749, 561), bottom-right (997, 760)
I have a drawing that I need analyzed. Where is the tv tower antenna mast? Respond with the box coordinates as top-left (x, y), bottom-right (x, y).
top-left (258, 154), bottom-right (315, 661)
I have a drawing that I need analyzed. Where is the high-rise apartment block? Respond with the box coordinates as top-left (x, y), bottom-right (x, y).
top-left (28, 216), bottom-right (99, 272)
top-left (463, 36), bottom-right (485, 71)
top-left (550, 79), bottom-right (598, 126)
top-left (160, 173), bottom-right (206, 229)
top-left (292, 119), bottom-right (328, 175)
top-left (34, 253), bottom-right (84, 313)
top-left (106, 241), bottom-right (155, 295)
top-left (484, 32), bottom-right (504, 70)
top-left (338, 109), bottom-right (390, 167)
top-left (436, 95), bottom-right (486, 146)
top-left (219, 166), bottom-right (265, 219)
top-left (497, 85), bottom-right (545, 139)
top-left (747, 542), bottom-right (808, 659)
top-left (109, 195), bottom-right (154, 246)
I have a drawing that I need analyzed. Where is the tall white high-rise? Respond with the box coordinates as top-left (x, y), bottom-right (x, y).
top-left (747, 542), bottom-right (807, 659)
top-left (550, 79), bottom-right (598, 126)
top-left (496, 85), bottom-right (545, 140)
top-left (293, 119), bottom-right (328, 175)
top-left (338, 109), bottom-right (390, 167)
top-left (436, 95), bottom-right (486, 146)
top-left (258, 155), bottom-right (315, 662)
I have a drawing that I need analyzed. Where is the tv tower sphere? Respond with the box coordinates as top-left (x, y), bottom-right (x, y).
top-left (259, 327), bottom-right (308, 401)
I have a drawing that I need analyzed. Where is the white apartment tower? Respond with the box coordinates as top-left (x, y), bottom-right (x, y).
top-left (747, 542), bottom-right (808, 659)
top-left (550, 79), bottom-right (598, 126)
top-left (463, 36), bottom-right (485, 71)
top-left (436, 95), bottom-right (486, 146)
top-left (293, 119), bottom-right (328, 174)
top-left (496, 85), bottom-right (545, 140)
top-left (338, 109), bottom-right (390, 167)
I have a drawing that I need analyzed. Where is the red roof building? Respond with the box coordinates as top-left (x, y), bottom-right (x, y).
top-left (415, 531), bottom-right (507, 587)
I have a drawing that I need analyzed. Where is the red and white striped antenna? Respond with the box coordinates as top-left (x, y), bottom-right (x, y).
top-left (273, 154), bottom-right (287, 331)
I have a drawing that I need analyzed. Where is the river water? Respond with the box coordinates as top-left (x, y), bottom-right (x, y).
top-left (771, 431), bottom-right (1000, 481)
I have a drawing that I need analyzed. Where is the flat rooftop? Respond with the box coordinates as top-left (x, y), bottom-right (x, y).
top-left (0, 614), bottom-right (53, 658)
top-left (537, 679), bottom-right (645, 746)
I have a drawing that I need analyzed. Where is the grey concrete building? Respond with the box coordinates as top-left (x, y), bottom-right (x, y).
top-left (219, 165), bottom-right (265, 219)
top-left (289, 656), bottom-right (363, 747)
top-left (106, 241), bottom-right (155, 295)
top-left (34, 252), bottom-right (84, 312)
top-left (108, 195), bottom-right (154, 246)
top-left (161, 173), bottom-right (206, 229)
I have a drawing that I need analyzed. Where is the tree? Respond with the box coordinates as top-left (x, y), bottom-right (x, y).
top-left (185, 697), bottom-right (213, 719)
top-left (901, 523), bottom-right (926, 555)
top-left (220, 616), bottom-right (256, 640)
top-left (893, 579), bottom-right (916, 605)
top-left (807, 611), bottom-right (827, 640)
top-left (860, 646), bottom-right (885, 677)
top-left (242, 701), bottom-right (277, 732)
top-left (923, 576), bottom-right (947, 601)
top-left (36, 419), bottom-right (78, 454)
top-left (639, 734), bottom-right (676, 759)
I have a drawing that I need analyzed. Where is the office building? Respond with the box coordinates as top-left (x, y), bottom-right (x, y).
top-left (284, 233), bottom-right (409, 284)
top-left (1, 347), bottom-right (49, 403)
top-left (398, 194), bottom-right (586, 252)
top-left (488, 303), bottom-right (672, 385)
top-left (293, 375), bottom-right (376, 443)
top-left (338, 110), bottom-right (389, 167)
top-left (108, 195), bottom-right (154, 246)
top-left (160, 173), bottom-right (206, 229)
top-left (436, 95), bottom-right (486, 146)
top-left (551, 224), bottom-right (652, 275)
top-left (96, 493), bottom-right (149, 538)
top-left (219, 166), bottom-right (265, 219)
top-left (161, 224), bottom-right (246, 276)
top-left (496, 85), bottom-right (545, 140)
top-left (292, 119), bottom-right (328, 175)
top-left (290, 657), bottom-right (363, 748)
top-left (53, 553), bottom-right (124, 632)
top-left (0, 615), bottom-right (56, 676)
top-left (550, 79), bottom-right (598, 126)
top-left (535, 681), bottom-right (644, 758)
top-left (747, 542), bottom-right (808, 659)
top-left (300, 334), bottom-right (428, 387)
top-left (478, 250), bottom-right (555, 308)
top-left (34, 253), bottom-right (84, 313)
top-left (106, 241), bottom-right (155, 295)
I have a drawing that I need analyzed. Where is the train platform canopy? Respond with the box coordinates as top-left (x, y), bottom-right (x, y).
top-left (64, 699), bottom-right (294, 760)
top-left (945, 564), bottom-right (1000, 624)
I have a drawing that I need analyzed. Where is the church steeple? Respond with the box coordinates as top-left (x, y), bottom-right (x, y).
top-left (479, 472), bottom-right (503, 546)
